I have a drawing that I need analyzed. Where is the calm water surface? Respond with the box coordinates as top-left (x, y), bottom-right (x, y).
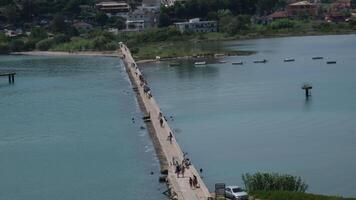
top-left (141, 35), bottom-right (356, 197)
top-left (0, 56), bottom-right (166, 200)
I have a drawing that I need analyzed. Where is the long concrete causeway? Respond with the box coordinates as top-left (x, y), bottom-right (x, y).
top-left (120, 43), bottom-right (212, 200)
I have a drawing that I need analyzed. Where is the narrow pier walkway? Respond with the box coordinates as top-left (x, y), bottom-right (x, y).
top-left (0, 72), bottom-right (16, 84)
top-left (120, 44), bottom-right (212, 200)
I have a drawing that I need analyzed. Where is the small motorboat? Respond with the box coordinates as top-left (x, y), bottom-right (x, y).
top-left (219, 60), bottom-right (227, 63)
top-left (284, 58), bottom-right (295, 62)
top-left (232, 61), bottom-right (243, 65)
top-left (169, 62), bottom-right (181, 67)
top-left (254, 59), bottom-right (267, 63)
top-left (194, 61), bottom-right (206, 66)
top-left (312, 57), bottom-right (323, 60)
top-left (326, 61), bottom-right (336, 64)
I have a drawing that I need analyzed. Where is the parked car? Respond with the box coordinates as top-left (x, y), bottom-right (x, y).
top-left (225, 186), bottom-right (248, 200)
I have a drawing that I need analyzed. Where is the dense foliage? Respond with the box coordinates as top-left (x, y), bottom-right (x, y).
top-left (159, 0), bottom-right (286, 27)
top-left (251, 191), bottom-right (356, 200)
top-left (242, 172), bottom-right (308, 192)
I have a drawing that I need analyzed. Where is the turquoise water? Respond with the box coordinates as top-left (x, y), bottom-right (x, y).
top-left (0, 56), bottom-right (166, 200)
top-left (141, 35), bottom-right (356, 197)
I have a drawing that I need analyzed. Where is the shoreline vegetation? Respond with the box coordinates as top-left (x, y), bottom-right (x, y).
top-left (250, 191), bottom-right (356, 200)
top-left (10, 50), bottom-right (119, 57)
top-left (5, 30), bottom-right (356, 62)
top-left (241, 172), bottom-right (356, 200)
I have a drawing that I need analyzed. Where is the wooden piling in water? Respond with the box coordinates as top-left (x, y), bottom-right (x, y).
top-left (0, 72), bottom-right (16, 84)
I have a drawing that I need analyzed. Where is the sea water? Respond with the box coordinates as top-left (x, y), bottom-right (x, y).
top-left (0, 55), bottom-right (166, 200)
top-left (141, 35), bottom-right (356, 197)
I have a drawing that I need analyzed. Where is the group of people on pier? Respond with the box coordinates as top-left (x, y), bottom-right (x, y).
top-left (121, 44), bottom-right (208, 197)
top-left (189, 175), bottom-right (200, 189)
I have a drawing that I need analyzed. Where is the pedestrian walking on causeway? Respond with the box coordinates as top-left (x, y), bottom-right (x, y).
top-left (189, 177), bottom-right (193, 188)
top-left (168, 132), bottom-right (173, 143)
top-left (160, 118), bottom-right (164, 127)
top-left (181, 165), bottom-right (185, 178)
top-left (175, 165), bottom-right (180, 178)
top-left (193, 175), bottom-right (198, 188)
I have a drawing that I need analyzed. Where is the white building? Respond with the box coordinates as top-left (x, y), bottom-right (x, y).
top-left (125, 20), bottom-right (145, 32)
top-left (174, 18), bottom-right (217, 33)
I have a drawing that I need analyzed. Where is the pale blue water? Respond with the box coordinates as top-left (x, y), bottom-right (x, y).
top-left (141, 35), bottom-right (356, 197)
top-left (0, 56), bottom-right (166, 200)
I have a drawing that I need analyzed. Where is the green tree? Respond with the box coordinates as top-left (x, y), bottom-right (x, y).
top-left (95, 12), bottom-right (109, 26)
top-left (53, 34), bottom-right (70, 44)
top-left (51, 14), bottom-right (69, 33)
top-left (158, 13), bottom-right (171, 27)
top-left (93, 36), bottom-right (109, 50)
top-left (2, 5), bottom-right (20, 23)
top-left (219, 15), bottom-right (251, 35)
top-left (30, 27), bottom-right (48, 40)
top-left (36, 38), bottom-right (54, 51)
top-left (0, 33), bottom-right (8, 43)
top-left (9, 39), bottom-right (25, 52)
top-left (270, 19), bottom-right (296, 29)
top-left (0, 43), bottom-right (10, 54)
top-left (256, 0), bottom-right (286, 16)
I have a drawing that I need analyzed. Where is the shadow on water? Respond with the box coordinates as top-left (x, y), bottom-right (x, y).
top-left (303, 95), bottom-right (312, 111)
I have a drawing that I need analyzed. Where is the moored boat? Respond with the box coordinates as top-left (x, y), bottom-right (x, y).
top-left (232, 61), bottom-right (243, 65)
top-left (326, 61), bottom-right (337, 64)
top-left (312, 56), bottom-right (323, 60)
top-left (169, 62), bottom-right (181, 66)
top-left (254, 59), bottom-right (267, 63)
top-left (194, 61), bottom-right (206, 65)
top-left (284, 58), bottom-right (295, 62)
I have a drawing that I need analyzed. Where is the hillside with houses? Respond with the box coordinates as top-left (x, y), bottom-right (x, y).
top-left (1, 0), bottom-right (356, 55)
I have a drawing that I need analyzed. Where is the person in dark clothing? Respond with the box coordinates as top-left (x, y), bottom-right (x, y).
top-left (168, 132), bottom-right (173, 143)
top-left (193, 175), bottom-right (198, 188)
top-left (189, 177), bottom-right (193, 188)
top-left (175, 165), bottom-right (180, 178)
top-left (160, 118), bottom-right (164, 127)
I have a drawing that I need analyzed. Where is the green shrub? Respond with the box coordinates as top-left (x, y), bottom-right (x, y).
top-left (242, 172), bottom-right (308, 192)
top-left (130, 47), bottom-right (139, 54)
top-left (0, 43), bottom-right (10, 54)
top-left (53, 34), bottom-right (70, 44)
top-left (93, 36), bottom-right (109, 50)
top-left (251, 190), bottom-right (356, 200)
top-left (9, 39), bottom-right (25, 52)
top-left (105, 41), bottom-right (118, 50)
top-left (270, 19), bottom-right (296, 29)
top-left (36, 38), bottom-right (54, 51)
top-left (51, 37), bottom-right (93, 51)
top-left (24, 39), bottom-right (38, 51)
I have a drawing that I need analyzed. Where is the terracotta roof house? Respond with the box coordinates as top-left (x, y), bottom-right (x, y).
top-left (267, 11), bottom-right (289, 21)
top-left (287, 1), bottom-right (318, 18)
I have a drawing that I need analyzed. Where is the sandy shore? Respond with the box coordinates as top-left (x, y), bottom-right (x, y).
top-left (11, 51), bottom-right (120, 57)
